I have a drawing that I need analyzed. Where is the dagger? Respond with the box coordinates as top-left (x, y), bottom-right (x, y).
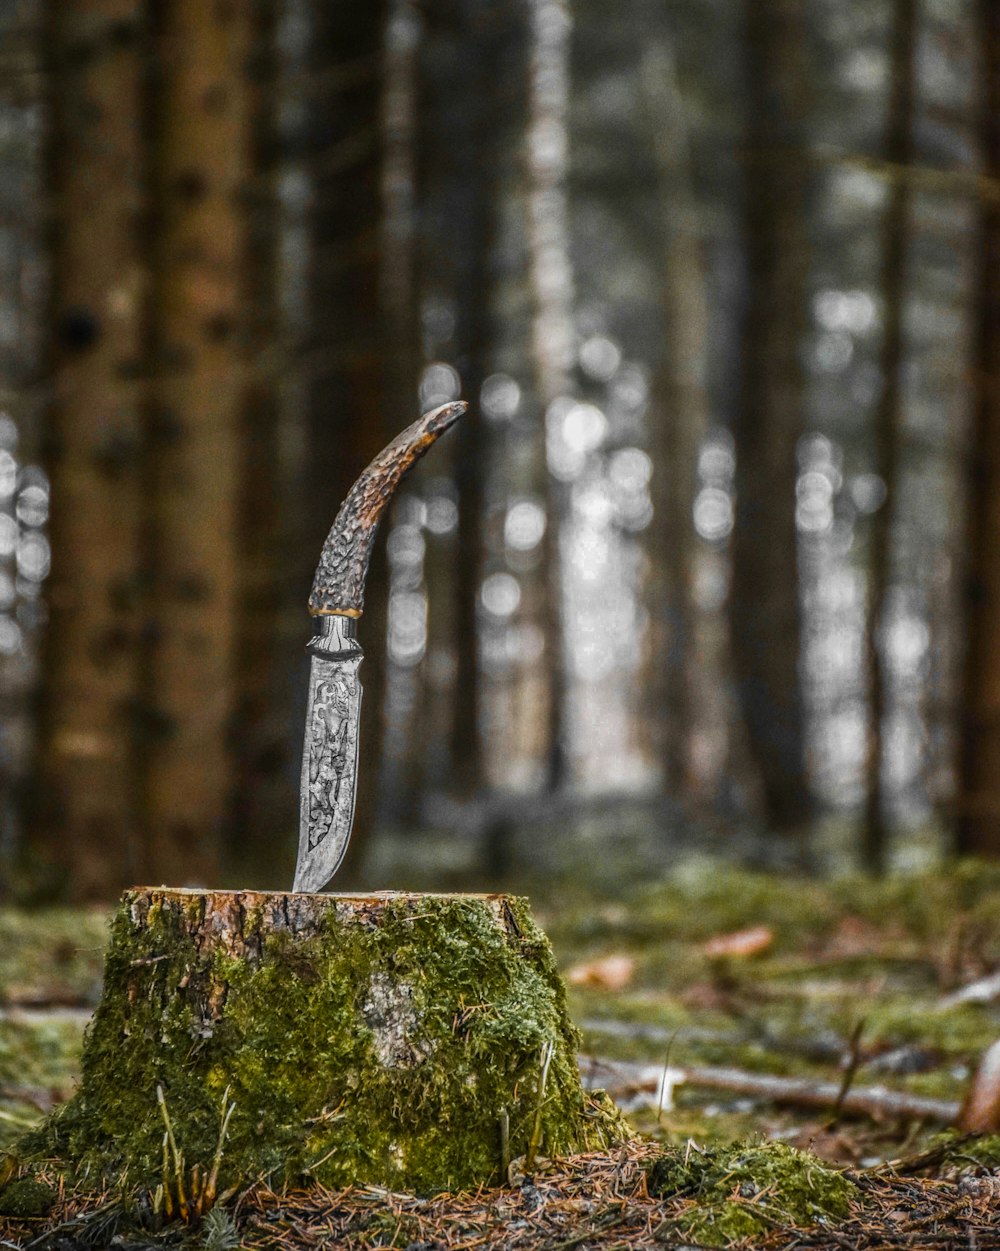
top-left (293, 400), bottom-right (468, 892)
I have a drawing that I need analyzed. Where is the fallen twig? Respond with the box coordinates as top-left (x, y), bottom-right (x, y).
top-left (858, 1134), bottom-right (977, 1178)
top-left (581, 1055), bottom-right (961, 1124)
top-left (830, 1018), bottom-right (866, 1126)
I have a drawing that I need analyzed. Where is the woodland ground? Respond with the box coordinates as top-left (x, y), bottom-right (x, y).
top-left (3, 853), bottom-right (1000, 1247)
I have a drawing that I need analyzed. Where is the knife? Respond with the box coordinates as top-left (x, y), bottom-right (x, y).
top-left (293, 400), bottom-right (467, 892)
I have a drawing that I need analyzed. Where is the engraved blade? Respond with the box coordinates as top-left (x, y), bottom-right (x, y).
top-left (294, 404), bottom-right (467, 892)
top-left (293, 623), bottom-right (363, 893)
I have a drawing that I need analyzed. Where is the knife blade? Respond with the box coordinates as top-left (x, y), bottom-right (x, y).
top-left (293, 400), bottom-right (467, 892)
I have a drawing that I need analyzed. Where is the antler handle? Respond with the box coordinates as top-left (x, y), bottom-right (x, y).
top-left (308, 401), bottom-right (467, 617)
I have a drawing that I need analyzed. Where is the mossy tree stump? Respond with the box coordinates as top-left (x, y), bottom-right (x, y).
top-left (38, 889), bottom-right (624, 1194)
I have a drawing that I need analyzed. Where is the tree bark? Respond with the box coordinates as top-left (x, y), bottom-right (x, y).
top-left (417, 0), bottom-right (515, 798)
top-left (641, 39), bottom-right (710, 801)
top-left (956, 0), bottom-right (1000, 857)
top-left (366, 0), bottom-right (423, 837)
top-left (442, 86), bottom-right (488, 798)
top-left (527, 0), bottom-right (574, 792)
top-left (32, 0), bottom-right (149, 899)
top-left (862, 0), bottom-right (918, 874)
top-left (139, 0), bottom-right (258, 886)
top-left (36, 888), bottom-right (625, 1193)
top-left (292, 0), bottom-right (391, 881)
top-left (728, 0), bottom-right (812, 846)
top-left (229, 0), bottom-right (285, 882)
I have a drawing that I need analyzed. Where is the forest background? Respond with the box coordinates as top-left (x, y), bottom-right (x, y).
top-left (0, 0), bottom-right (997, 903)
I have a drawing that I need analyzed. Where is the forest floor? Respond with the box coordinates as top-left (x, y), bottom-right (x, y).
top-left (3, 856), bottom-right (1000, 1247)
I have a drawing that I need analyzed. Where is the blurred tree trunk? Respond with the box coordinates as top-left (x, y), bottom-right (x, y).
top-left (0, 10), bottom-right (51, 897)
top-left (420, 0), bottom-right (514, 798)
top-left (230, 0), bottom-right (283, 880)
top-left (957, 0), bottom-right (1000, 858)
top-left (366, 0), bottom-right (422, 834)
top-left (392, 0), bottom-right (459, 812)
top-left (142, 0), bottom-right (257, 885)
top-left (641, 40), bottom-right (710, 800)
top-left (862, 0), bottom-right (917, 874)
top-left (442, 0), bottom-right (494, 802)
top-left (295, 0), bottom-right (391, 882)
top-left (728, 0), bottom-right (811, 847)
top-left (32, 0), bottom-right (149, 899)
top-left (527, 0), bottom-right (573, 791)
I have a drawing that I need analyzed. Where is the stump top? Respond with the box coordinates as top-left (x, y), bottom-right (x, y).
top-left (131, 887), bottom-right (509, 903)
top-left (122, 887), bottom-right (528, 950)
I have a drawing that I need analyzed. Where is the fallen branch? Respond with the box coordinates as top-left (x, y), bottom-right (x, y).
top-left (581, 1055), bottom-right (960, 1124)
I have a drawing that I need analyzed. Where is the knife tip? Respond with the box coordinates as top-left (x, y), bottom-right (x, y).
top-left (424, 399), bottom-right (468, 431)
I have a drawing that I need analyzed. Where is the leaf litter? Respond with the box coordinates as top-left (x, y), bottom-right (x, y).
top-left (5, 860), bottom-right (1000, 1245)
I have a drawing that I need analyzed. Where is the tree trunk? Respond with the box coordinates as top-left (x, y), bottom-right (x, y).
top-left (294, 0), bottom-right (391, 881)
top-left (0, 7), bottom-right (50, 898)
top-left (445, 0), bottom-right (516, 798)
top-left (34, 888), bottom-right (625, 1193)
top-left (32, 0), bottom-right (148, 899)
top-left (527, 0), bottom-right (574, 792)
top-left (862, 0), bottom-right (918, 874)
top-left (641, 39), bottom-right (710, 801)
top-left (140, 0), bottom-right (258, 886)
top-left (367, 0), bottom-right (423, 838)
top-left (417, 0), bottom-right (513, 798)
top-left (956, 0), bottom-right (1000, 857)
top-left (229, 0), bottom-right (285, 883)
top-left (728, 0), bottom-right (812, 847)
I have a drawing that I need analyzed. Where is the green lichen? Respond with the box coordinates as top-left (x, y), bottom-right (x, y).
top-left (26, 892), bottom-right (627, 1195)
top-left (647, 1140), bottom-right (856, 1247)
top-left (0, 1177), bottom-right (56, 1217)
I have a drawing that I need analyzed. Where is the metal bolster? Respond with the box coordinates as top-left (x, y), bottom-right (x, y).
top-left (306, 614), bottom-right (363, 659)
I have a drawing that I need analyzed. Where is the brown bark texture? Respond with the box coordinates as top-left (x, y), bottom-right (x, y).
top-left (957, 1), bottom-right (1000, 857)
top-left (642, 38), bottom-right (710, 801)
top-left (230, 0), bottom-right (284, 880)
top-left (428, 0), bottom-right (515, 797)
top-left (527, 0), bottom-right (573, 792)
top-left (36, 888), bottom-right (625, 1192)
top-left (728, 0), bottom-right (812, 842)
top-left (294, 0), bottom-right (392, 878)
top-left (141, 0), bottom-right (258, 886)
top-left (33, 0), bottom-right (148, 898)
top-left (861, 0), bottom-right (917, 874)
top-left (365, 0), bottom-right (423, 833)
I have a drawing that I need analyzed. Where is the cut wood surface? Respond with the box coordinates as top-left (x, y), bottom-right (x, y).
top-left (28, 889), bottom-right (626, 1194)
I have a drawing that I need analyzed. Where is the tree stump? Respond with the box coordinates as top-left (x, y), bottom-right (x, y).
top-left (35, 889), bottom-right (626, 1194)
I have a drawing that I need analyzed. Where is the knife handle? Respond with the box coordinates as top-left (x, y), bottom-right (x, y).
top-left (308, 401), bottom-right (467, 618)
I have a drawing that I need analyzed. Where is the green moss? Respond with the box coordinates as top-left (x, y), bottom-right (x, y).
top-left (0, 1017), bottom-right (85, 1091)
top-left (0, 1177), bottom-right (56, 1217)
top-left (550, 861), bottom-right (841, 952)
top-left (544, 859), bottom-right (1000, 1155)
top-left (26, 892), bottom-right (628, 1195)
top-left (955, 1135), bottom-right (1000, 1167)
top-left (0, 1017), bottom-right (85, 1150)
top-left (918, 1130), bottom-right (1000, 1170)
top-left (647, 1140), bottom-right (855, 1247)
